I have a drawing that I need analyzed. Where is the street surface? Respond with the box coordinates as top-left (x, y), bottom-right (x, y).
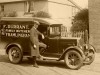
top-left (0, 53), bottom-right (100, 75)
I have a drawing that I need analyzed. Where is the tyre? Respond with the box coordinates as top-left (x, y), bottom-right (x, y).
top-left (84, 50), bottom-right (95, 65)
top-left (8, 46), bottom-right (23, 64)
top-left (64, 50), bottom-right (83, 70)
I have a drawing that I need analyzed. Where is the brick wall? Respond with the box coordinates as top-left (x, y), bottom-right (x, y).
top-left (89, 0), bottom-right (100, 52)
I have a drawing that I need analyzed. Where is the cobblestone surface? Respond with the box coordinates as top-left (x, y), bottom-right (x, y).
top-left (0, 53), bottom-right (100, 75)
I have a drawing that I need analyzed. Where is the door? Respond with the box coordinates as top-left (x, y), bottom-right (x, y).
top-left (41, 37), bottom-right (60, 58)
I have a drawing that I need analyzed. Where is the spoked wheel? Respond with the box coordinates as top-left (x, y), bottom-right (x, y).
top-left (64, 50), bottom-right (83, 70)
top-left (8, 46), bottom-right (23, 64)
top-left (83, 44), bottom-right (95, 65)
top-left (84, 50), bottom-right (95, 65)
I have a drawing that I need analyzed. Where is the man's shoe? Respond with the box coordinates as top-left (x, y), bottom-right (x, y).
top-left (38, 55), bottom-right (43, 60)
top-left (33, 63), bottom-right (39, 68)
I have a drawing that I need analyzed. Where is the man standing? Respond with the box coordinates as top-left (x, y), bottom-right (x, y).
top-left (30, 20), bottom-right (46, 68)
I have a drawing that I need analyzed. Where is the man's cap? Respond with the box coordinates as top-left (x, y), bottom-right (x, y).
top-left (34, 20), bottom-right (40, 25)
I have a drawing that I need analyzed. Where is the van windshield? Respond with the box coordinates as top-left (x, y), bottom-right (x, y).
top-left (50, 26), bottom-right (60, 36)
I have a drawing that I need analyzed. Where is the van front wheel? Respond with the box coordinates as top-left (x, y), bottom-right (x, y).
top-left (64, 50), bottom-right (83, 70)
top-left (8, 46), bottom-right (23, 64)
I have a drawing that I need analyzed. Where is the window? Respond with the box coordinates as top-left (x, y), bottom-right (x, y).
top-left (50, 26), bottom-right (60, 35)
top-left (1, 5), bottom-right (4, 11)
top-left (25, 1), bottom-right (34, 12)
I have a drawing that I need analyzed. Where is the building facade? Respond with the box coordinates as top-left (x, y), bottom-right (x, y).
top-left (0, 0), bottom-right (80, 31)
top-left (89, 0), bottom-right (100, 52)
top-left (0, 0), bottom-right (49, 16)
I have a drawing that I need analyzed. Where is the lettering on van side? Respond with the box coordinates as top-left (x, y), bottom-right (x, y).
top-left (1, 24), bottom-right (30, 37)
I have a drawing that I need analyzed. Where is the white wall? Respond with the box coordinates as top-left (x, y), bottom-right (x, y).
top-left (0, 1), bottom-right (49, 17)
top-left (48, 2), bottom-right (72, 18)
top-left (34, 1), bottom-right (48, 13)
top-left (3, 2), bottom-right (25, 16)
top-left (48, 2), bottom-right (73, 30)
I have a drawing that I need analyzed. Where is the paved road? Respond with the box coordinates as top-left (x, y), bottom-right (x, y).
top-left (0, 53), bottom-right (100, 75)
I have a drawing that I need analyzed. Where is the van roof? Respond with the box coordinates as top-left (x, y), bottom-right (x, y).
top-left (1, 17), bottom-right (62, 25)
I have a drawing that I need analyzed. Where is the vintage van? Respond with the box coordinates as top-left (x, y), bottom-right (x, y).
top-left (0, 17), bottom-right (95, 70)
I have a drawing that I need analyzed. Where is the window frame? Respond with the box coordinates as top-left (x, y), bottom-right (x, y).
top-left (1, 4), bottom-right (4, 12)
top-left (25, 1), bottom-right (34, 13)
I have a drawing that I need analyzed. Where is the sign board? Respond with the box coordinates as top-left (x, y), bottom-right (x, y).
top-left (1, 24), bottom-right (30, 38)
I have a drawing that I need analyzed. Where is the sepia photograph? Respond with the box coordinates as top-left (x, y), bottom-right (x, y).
top-left (0, 0), bottom-right (100, 75)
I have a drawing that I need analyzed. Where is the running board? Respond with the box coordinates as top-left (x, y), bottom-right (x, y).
top-left (24, 56), bottom-right (59, 61)
top-left (42, 57), bottom-right (59, 61)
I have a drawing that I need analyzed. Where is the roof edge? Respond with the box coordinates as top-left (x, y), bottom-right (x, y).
top-left (68, 0), bottom-right (82, 10)
top-left (0, 0), bottom-right (26, 4)
top-left (0, 17), bottom-right (62, 25)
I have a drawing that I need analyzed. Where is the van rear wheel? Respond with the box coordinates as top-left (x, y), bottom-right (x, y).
top-left (8, 46), bottom-right (23, 64)
top-left (64, 50), bottom-right (83, 70)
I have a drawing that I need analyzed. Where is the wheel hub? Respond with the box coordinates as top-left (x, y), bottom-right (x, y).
top-left (11, 50), bottom-right (19, 58)
top-left (71, 58), bottom-right (75, 62)
top-left (69, 54), bottom-right (79, 66)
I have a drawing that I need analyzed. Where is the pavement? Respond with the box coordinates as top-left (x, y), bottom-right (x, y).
top-left (0, 53), bottom-right (100, 75)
